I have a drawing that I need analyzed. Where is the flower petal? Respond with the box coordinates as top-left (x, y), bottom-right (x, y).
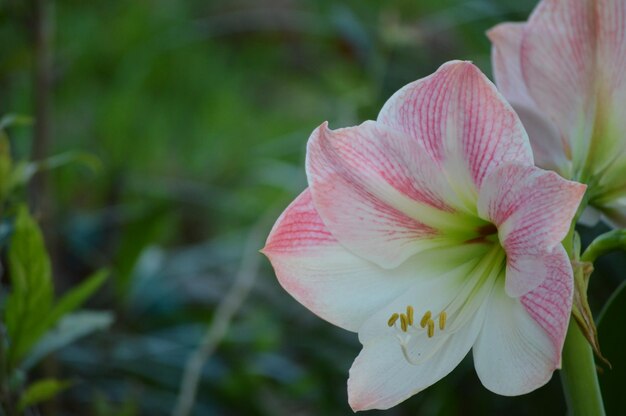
top-left (513, 105), bottom-right (570, 175)
top-left (473, 247), bottom-right (572, 395)
top-left (596, 0), bottom-right (626, 94)
top-left (348, 259), bottom-right (492, 410)
top-left (598, 198), bottom-right (626, 228)
top-left (578, 205), bottom-right (602, 227)
top-left (520, 0), bottom-right (596, 166)
top-left (377, 60), bottom-right (533, 195)
top-left (477, 163), bottom-right (585, 296)
top-left (488, 22), bottom-right (534, 109)
top-left (348, 320), bottom-right (482, 411)
top-left (305, 120), bottom-right (470, 269)
top-left (585, 0), bottom-right (626, 179)
top-left (488, 22), bottom-right (570, 175)
top-left (262, 189), bottom-right (484, 332)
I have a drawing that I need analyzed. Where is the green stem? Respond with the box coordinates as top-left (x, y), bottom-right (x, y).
top-left (581, 229), bottom-right (626, 263)
top-left (560, 321), bottom-right (605, 416)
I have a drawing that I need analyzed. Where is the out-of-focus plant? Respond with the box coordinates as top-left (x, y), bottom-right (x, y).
top-left (0, 115), bottom-right (111, 415)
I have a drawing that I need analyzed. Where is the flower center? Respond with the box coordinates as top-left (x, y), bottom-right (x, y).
top-left (464, 223), bottom-right (499, 244)
top-left (386, 244), bottom-right (506, 365)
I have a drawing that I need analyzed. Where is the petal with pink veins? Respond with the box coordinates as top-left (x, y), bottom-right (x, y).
top-left (488, 23), bottom-right (534, 109)
top-left (377, 60), bottom-right (533, 198)
top-left (262, 189), bottom-right (486, 332)
top-left (477, 163), bottom-right (585, 296)
top-left (488, 22), bottom-right (571, 175)
top-left (306, 120), bottom-right (478, 269)
top-left (473, 246), bottom-right (572, 395)
top-left (593, 0), bottom-right (626, 164)
top-left (520, 0), bottom-right (596, 167)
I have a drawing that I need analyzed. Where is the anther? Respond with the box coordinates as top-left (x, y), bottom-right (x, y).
top-left (420, 311), bottom-right (432, 328)
top-left (400, 314), bottom-right (408, 332)
top-left (406, 306), bottom-right (414, 326)
top-left (388, 313), bottom-right (399, 327)
top-left (439, 311), bottom-right (447, 330)
top-left (427, 319), bottom-right (435, 338)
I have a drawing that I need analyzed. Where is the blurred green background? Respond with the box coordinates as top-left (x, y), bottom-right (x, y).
top-left (1, 0), bottom-right (624, 415)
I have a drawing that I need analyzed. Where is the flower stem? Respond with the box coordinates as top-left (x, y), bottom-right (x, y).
top-left (581, 229), bottom-right (626, 263)
top-left (560, 319), bottom-right (605, 416)
top-left (559, 200), bottom-right (605, 416)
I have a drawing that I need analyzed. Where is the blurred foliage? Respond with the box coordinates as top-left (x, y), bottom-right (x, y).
top-left (0, 119), bottom-right (110, 414)
top-left (598, 280), bottom-right (626, 415)
top-left (0, 0), bottom-right (624, 415)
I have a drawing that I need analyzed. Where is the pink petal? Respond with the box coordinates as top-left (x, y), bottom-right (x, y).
top-left (262, 189), bottom-right (470, 332)
top-left (520, 245), bottom-right (573, 366)
top-left (377, 60), bottom-right (533, 191)
top-left (520, 0), bottom-right (596, 162)
top-left (477, 164), bottom-right (585, 296)
top-left (473, 246), bottom-right (572, 395)
top-left (489, 22), bottom-right (570, 174)
top-left (305, 121), bottom-right (459, 269)
top-left (518, 0), bottom-right (626, 177)
top-left (488, 23), bottom-right (534, 109)
top-left (592, 0), bottom-right (626, 167)
top-left (596, 0), bottom-right (626, 93)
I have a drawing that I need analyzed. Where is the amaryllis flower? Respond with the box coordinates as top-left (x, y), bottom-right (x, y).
top-left (488, 0), bottom-right (626, 226)
top-left (262, 61), bottom-right (585, 411)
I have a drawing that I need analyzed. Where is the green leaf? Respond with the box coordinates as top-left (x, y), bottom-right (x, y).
top-left (19, 269), bottom-right (109, 363)
top-left (17, 378), bottom-right (73, 411)
top-left (0, 134), bottom-right (13, 202)
top-left (43, 269), bottom-right (109, 331)
top-left (597, 280), bottom-right (626, 415)
top-left (0, 113), bottom-right (33, 131)
top-left (5, 205), bottom-right (54, 367)
top-left (22, 310), bottom-right (114, 370)
top-left (13, 151), bottom-right (102, 188)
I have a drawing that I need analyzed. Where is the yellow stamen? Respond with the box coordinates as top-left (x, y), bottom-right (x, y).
top-left (427, 319), bottom-right (435, 338)
top-left (406, 306), bottom-right (414, 326)
top-left (400, 314), bottom-right (408, 332)
top-left (387, 313), bottom-right (399, 327)
top-left (420, 311), bottom-right (432, 328)
top-left (439, 311), bottom-right (447, 330)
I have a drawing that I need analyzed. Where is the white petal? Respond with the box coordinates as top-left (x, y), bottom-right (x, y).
top-left (513, 104), bottom-right (570, 176)
top-left (349, 250), bottom-right (498, 410)
top-left (473, 249), bottom-right (572, 396)
top-left (348, 317), bottom-right (483, 411)
top-left (578, 205), bottom-right (602, 227)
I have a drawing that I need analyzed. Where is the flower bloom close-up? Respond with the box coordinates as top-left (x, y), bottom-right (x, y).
top-left (488, 0), bottom-right (626, 226)
top-left (262, 61), bottom-right (586, 410)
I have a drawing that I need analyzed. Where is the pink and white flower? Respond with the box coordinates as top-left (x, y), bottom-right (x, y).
top-left (262, 61), bottom-right (586, 411)
top-left (489, 0), bottom-right (626, 226)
